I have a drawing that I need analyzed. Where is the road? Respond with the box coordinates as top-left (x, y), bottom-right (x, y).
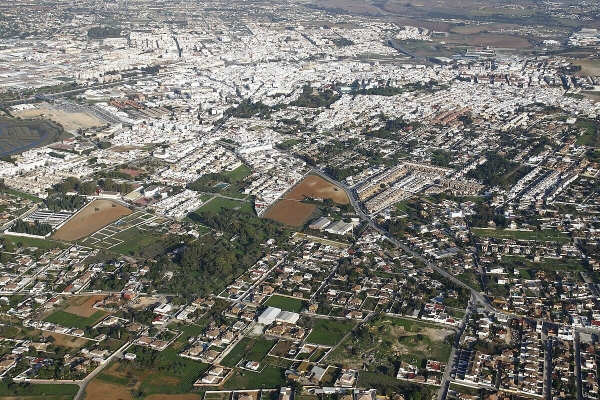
top-left (437, 296), bottom-right (475, 400)
top-left (573, 332), bottom-right (583, 400)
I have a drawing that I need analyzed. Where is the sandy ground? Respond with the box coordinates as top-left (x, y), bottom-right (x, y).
top-left (53, 200), bottom-right (132, 241)
top-left (65, 295), bottom-right (105, 317)
top-left (14, 107), bottom-right (105, 132)
top-left (285, 175), bottom-right (349, 204)
top-left (264, 200), bottom-right (316, 226)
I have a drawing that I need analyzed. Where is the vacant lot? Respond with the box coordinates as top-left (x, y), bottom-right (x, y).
top-left (84, 380), bottom-right (133, 400)
top-left (53, 200), bottom-right (132, 241)
top-left (14, 106), bottom-right (105, 132)
top-left (264, 295), bottom-right (307, 312)
top-left (65, 295), bottom-right (104, 317)
top-left (306, 319), bottom-right (355, 346)
top-left (43, 332), bottom-right (88, 348)
top-left (263, 200), bottom-right (316, 226)
top-left (286, 175), bottom-right (349, 204)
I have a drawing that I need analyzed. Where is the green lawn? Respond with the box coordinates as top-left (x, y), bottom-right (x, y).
top-left (245, 338), bottom-right (275, 363)
top-left (223, 365), bottom-right (287, 389)
top-left (472, 228), bottom-right (571, 242)
top-left (264, 295), bottom-right (307, 312)
top-left (44, 310), bottom-right (106, 330)
top-left (6, 235), bottom-right (68, 250)
top-left (0, 382), bottom-right (79, 398)
top-left (576, 134), bottom-right (592, 146)
top-left (306, 319), bottom-right (355, 346)
top-left (224, 164), bottom-right (252, 180)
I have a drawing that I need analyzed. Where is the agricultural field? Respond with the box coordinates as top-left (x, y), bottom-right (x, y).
top-left (52, 200), bottom-right (133, 241)
top-left (43, 309), bottom-right (107, 330)
top-left (64, 295), bottom-right (105, 317)
top-left (265, 175), bottom-right (349, 226)
top-left (0, 117), bottom-right (63, 156)
top-left (263, 200), bottom-right (316, 227)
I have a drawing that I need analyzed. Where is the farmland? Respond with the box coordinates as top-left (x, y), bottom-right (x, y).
top-left (52, 200), bottom-right (133, 241)
top-left (43, 310), bottom-right (107, 330)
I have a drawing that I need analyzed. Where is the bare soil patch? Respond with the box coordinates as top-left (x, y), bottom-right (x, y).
top-left (42, 332), bottom-right (88, 348)
top-left (264, 200), bottom-right (316, 227)
top-left (14, 107), bottom-right (104, 132)
top-left (285, 175), bottom-right (349, 204)
top-left (65, 295), bottom-right (104, 317)
top-left (53, 200), bottom-right (132, 241)
top-left (573, 59), bottom-right (600, 77)
top-left (84, 380), bottom-right (133, 400)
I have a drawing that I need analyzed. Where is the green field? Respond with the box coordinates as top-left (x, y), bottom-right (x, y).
top-left (223, 364), bottom-right (287, 389)
top-left (109, 229), bottom-right (162, 255)
top-left (306, 319), bottom-right (355, 346)
top-left (221, 337), bottom-right (274, 368)
top-left (472, 228), bottom-right (571, 242)
top-left (4, 235), bottom-right (68, 250)
top-left (576, 134), bottom-right (592, 146)
top-left (224, 164), bottom-right (252, 180)
top-left (0, 382), bottom-right (78, 399)
top-left (264, 295), bottom-right (307, 312)
top-left (44, 310), bottom-right (106, 330)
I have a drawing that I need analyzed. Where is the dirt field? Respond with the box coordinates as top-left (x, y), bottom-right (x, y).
top-left (14, 106), bottom-right (105, 132)
top-left (264, 200), bottom-right (316, 226)
top-left (573, 59), bottom-right (600, 77)
top-left (42, 332), bottom-right (88, 348)
top-left (285, 175), bottom-right (349, 204)
top-left (53, 200), bottom-right (132, 241)
top-left (65, 295), bottom-right (104, 317)
top-left (84, 380), bottom-right (203, 400)
top-left (84, 380), bottom-right (133, 400)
